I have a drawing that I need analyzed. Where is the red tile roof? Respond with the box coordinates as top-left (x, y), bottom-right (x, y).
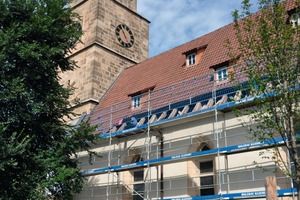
top-left (87, 0), bottom-right (298, 130)
top-left (98, 23), bottom-right (239, 108)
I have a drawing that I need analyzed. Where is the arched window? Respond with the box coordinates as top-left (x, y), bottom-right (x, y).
top-left (201, 145), bottom-right (210, 151)
top-left (199, 145), bottom-right (215, 196)
top-left (134, 155), bottom-right (144, 163)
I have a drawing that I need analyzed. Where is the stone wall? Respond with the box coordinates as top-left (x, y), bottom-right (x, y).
top-left (60, 0), bottom-right (149, 115)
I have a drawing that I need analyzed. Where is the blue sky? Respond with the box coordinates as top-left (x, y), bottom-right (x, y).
top-left (137, 0), bottom-right (257, 57)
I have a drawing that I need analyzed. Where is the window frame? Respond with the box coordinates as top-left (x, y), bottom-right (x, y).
top-left (216, 67), bottom-right (228, 82)
top-left (133, 183), bottom-right (144, 200)
top-left (198, 145), bottom-right (215, 196)
top-left (199, 160), bottom-right (215, 196)
top-left (187, 52), bottom-right (196, 66)
top-left (131, 95), bottom-right (141, 108)
top-left (199, 160), bottom-right (213, 173)
top-left (133, 170), bottom-right (144, 182)
top-left (132, 155), bottom-right (144, 200)
top-left (133, 169), bottom-right (144, 200)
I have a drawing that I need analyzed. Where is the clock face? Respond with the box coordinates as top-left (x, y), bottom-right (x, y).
top-left (115, 24), bottom-right (134, 48)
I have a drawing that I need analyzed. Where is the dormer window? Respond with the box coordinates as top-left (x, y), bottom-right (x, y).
top-left (132, 95), bottom-right (141, 108)
top-left (210, 60), bottom-right (233, 84)
top-left (183, 45), bottom-right (207, 67)
top-left (216, 67), bottom-right (228, 82)
top-left (187, 53), bottom-right (196, 66)
top-left (128, 86), bottom-right (155, 110)
top-left (291, 13), bottom-right (300, 27)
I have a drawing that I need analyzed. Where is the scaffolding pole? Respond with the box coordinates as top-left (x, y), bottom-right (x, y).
top-left (107, 106), bottom-right (113, 200)
top-left (213, 74), bottom-right (222, 198)
top-left (146, 89), bottom-right (151, 200)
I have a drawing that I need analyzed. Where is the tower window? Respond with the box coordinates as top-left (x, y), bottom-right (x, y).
top-left (216, 67), bottom-right (228, 82)
top-left (132, 96), bottom-right (141, 108)
top-left (187, 53), bottom-right (196, 66)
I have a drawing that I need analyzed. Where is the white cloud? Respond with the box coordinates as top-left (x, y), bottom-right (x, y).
top-left (137, 0), bottom-right (258, 57)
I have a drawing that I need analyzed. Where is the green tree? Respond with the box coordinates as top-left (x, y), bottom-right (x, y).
top-left (231, 0), bottom-right (300, 198)
top-left (0, 0), bottom-right (98, 199)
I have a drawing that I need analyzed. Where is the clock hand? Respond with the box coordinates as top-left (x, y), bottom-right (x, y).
top-left (121, 28), bottom-right (129, 43)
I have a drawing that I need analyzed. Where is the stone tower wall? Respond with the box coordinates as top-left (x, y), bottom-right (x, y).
top-left (61, 0), bottom-right (149, 116)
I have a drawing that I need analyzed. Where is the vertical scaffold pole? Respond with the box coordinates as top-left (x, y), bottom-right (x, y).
top-left (213, 73), bottom-right (222, 197)
top-left (146, 89), bottom-right (151, 200)
top-left (223, 113), bottom-right (230, 193)
top-left (107, 106), bottom-right (113, 200)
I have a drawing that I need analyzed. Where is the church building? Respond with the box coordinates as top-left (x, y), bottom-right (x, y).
top-left (63, 0), bottom-right (300, 199)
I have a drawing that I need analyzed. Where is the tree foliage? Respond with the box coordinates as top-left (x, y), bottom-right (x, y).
top-left (0, 0), bottom-right (98, 199)
top-left (231, 0), bottom-right (300, 197)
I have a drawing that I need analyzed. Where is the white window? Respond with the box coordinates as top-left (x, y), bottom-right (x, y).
top-left (187, 53), bottom-right (196, 66)
top-left (132, 96), bottom-right (141, 108)
top-left (291, 13), bottom-right (300, 27)
top-left (216, 68), bottom-right (228, 82)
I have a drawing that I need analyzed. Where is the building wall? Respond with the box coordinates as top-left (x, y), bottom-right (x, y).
top-left (75, 109), bottom-right (293, 199)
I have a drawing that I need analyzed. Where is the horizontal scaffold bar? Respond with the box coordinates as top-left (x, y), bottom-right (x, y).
top-left (81, 137), bottom-right (285, 176)
top-left (161, 188), bottom-right (296, 199)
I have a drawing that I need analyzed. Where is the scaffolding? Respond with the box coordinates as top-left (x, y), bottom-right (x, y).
top-left (76, 64), bottom-right (296, 200)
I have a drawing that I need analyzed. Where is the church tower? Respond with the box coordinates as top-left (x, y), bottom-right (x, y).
top-left (61, 0), bottom-right (149, 116)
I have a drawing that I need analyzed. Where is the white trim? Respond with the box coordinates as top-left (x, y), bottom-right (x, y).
top-left (187, 53), bottom-right (196, 66)
top-left (132, 95), bottom-right (141, 108)
top-left (216, 67), bottom-right (228, 82)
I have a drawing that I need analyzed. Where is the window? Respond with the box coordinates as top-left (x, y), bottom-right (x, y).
top-left (132, 96), bottom-right (141, 108)
top-left (200, 161), bottom-right (213, 173)
top-left (133, 170), bottom-right (144, 200)
top-left (132, 155), bottom-right (144, 200)
top-left (187, 53), bottom-right (196, 66)
top-left (200, 176), bottom-right (214, 196)
top-left (201, 145), bottom-right (210, 151)
top-left (133, 183), bottom-right (144, 200)
top-left (199, 145), bottom-right (214, 196)
top-left (216, 67), bottom-right (228, 82)
top-left (291, 13), bottom-right (300, 27)
top-left (134, 171), bottom-right (144, 182)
